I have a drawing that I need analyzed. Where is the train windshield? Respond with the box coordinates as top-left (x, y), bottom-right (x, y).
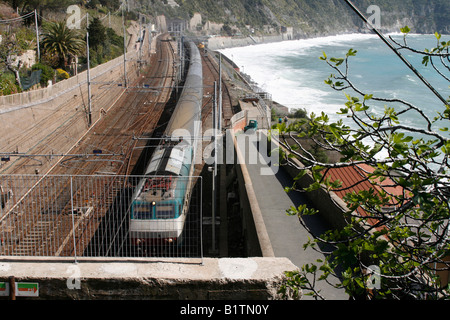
top-left (132, 202), bottom-right (154, 220)
top-left (155, 205), bottom-right (175, 219)
top-left (132, 202), bottom-right (175, 220)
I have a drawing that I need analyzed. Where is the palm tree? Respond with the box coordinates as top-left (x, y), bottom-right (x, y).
top-left (41, 21), bottom-right (85, 70)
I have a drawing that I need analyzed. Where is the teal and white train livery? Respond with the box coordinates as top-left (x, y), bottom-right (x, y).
top-left (129, 41), bottom-right (202, 246)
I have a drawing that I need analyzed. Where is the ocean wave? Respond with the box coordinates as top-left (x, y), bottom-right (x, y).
top-left (220, 34), bottom-right (448, 131)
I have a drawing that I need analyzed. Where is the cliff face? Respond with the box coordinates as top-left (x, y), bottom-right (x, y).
top-left (145, 0), bottom-right (449, 36)
top-left (344, 0), bottom-right (450, 34)
top-left (253, 0), bottom-right (449, 35)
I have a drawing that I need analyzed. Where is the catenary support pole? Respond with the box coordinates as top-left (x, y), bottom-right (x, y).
top-left (34, 10), bottom-right (40, 61)
top-left (86, 32), bottom-right (92, 127)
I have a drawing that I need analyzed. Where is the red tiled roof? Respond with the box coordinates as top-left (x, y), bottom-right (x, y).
top-left (324, 165), bottom-right (373, 201)
top-left (323, 164), bottom-right (406, 230)
top-left (324, 164), bottom-right (404, 201)
top-left (356, 163), bottom-right (404, 198)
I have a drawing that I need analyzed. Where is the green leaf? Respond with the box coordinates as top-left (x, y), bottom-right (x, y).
top-left (330, 57), bottom-right (345, 66)
top-left (403, 136), bottom-right (413, 143)
top-left (294, 170), bottom-right (307, 181)
top-left (400, 26), bottom-right (411, 34)
top-left (304, 182), bottom-right (321, 192)
top-left (338, 107), bottom-right (349, 115)
top-left (346, 48), bottom-right (357, 57)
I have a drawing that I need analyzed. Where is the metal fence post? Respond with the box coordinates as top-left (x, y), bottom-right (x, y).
top-left (1, 174), bottom-right (203, 260)
top-left (70, 176), bottom-right (78, 263)
top-left (200, 176), bottom-right (204, 265)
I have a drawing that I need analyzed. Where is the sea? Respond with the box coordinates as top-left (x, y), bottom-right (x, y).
top-left (219, 33), bottom-right (449, 133)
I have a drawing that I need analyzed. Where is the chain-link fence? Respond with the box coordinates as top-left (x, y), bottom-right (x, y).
top-left (0, 175), bottom-right (202, 260)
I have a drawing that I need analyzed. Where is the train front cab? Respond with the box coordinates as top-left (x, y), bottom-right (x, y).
top-left (130, 196), bottom-right (185, 246)
top-left (129, 146), bottom-right (192, 247)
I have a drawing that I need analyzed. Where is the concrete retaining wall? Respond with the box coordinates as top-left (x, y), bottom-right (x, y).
top-left (0, 41), bottom-right (144, 175)
top-left (0, 257), bottom-right (297, 300)
top-left (230, 110), bottom-right (247, 132)
top-left (207, 35), bottom-right (287, 51)
top-left (278, 141), bottom-right (349, 231)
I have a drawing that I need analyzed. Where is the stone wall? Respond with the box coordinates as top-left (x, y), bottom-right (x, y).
top-left (0, 257), bottom-right (298, 300)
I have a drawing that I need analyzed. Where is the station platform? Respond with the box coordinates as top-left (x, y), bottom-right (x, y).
top-left (233, 102), bottom-right (348, 299)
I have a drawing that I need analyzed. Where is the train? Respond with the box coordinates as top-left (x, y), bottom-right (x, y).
top-left (129, 40), bottom-right (203, 247)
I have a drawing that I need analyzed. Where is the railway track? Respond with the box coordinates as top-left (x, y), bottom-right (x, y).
top-left (70, 37), bottom-right (179, 258)
top-left (191, 47), bottom-right (235, 179)
top-left (201, 49), bottom-right (234, 129)
top-left (0, 34), bottom-right (178, 257)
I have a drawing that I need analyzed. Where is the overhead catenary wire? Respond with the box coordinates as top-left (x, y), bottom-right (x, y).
top-left (0, 10), bottom-right (41, 61)
top-left (0, 11), bottom-right (35, 24)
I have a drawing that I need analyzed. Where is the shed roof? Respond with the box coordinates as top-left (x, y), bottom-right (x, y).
top-left (324, 164), bottom-right (404, 200)
top-left (323, 164), bottom-right (406, 229)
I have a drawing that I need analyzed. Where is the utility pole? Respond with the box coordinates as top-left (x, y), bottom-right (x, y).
top-left (86, 32), bottom-right (92, 127)
top-left (211, 81), bottom-right (218, 253)
top-left (219, 53), bottom-right (223, 133)
top-left (139, 12), bottom-right (142, 65)
top-left (180, 36), bottom-right (184, 81)
top-left (34, 9), bottom-right (40, 62)
top-left (122, 6), bottom-right (128, 88)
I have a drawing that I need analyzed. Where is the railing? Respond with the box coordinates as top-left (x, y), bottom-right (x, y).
top-left (230, 110), bottom-right (247, 128)
top-left (257, 98), bottom-right (271, 130)
top-left (0, 175), bottom-right (202, 261)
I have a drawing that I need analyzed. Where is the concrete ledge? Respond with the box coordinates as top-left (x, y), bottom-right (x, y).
top-left (0, 257), bottom-right (297, 300)
top-left (232, 129), bottom-right (275, 258)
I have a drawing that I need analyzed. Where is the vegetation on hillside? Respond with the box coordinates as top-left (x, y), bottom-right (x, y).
top-left (0, 0), bottom-right (126, 95)
top-left (135, 0), bottom-right (449, 36)
top-left (41, 21), bottom-right (85, 69)
top-left (1, 0), bottom-right (448, 95)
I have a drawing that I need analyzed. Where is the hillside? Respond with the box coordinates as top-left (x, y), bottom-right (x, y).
top-left (137, 0), bottom-right (449, 37)
top-left (1, 0), bottom-right (447, 95)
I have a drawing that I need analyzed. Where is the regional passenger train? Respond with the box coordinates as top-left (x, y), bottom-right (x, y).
top-left (129, 41), bottom-right (203, 246)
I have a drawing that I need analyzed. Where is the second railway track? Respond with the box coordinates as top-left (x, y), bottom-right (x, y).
top-left (0, 33), bottom-right (179, 257)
